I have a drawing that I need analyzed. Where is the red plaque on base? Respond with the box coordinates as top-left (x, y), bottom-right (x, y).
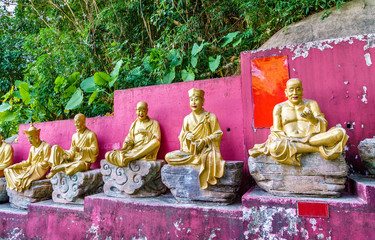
top-left (297, 202), bottom-right (329, 218)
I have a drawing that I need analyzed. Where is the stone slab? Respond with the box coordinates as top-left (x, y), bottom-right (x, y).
top-left (358, 137), bottom-right (375, 174)
top-left (51, 169), bottom-right (104, 204)
top-left (6, 179), bottom-right (52, 209)
top-left (101, 159), bottom-right (167, 197)
top-left (248, 153), bottom-right (347, 197)
top-left (161, 161), bottom-right (243, 205)
top-left (0, 178), bottom-right (8, 203)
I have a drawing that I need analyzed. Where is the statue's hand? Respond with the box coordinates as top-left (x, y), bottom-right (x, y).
top-left (300, 107), bottom-right (316, 123)
top-left (186, 133), bottom-right (195, 141)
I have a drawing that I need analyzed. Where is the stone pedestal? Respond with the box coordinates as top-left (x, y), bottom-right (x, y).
top-left (161, 161), bottom-right (243, 205)
top-left (0, 177), bottom-right (8, 203)
top-left (248, 153), bottom-right (348, 197)
top-left (358, 138), bottom-right (375, 175)
top-left (6, 179), bottom-right (52, 209)
top-left (101, 159), bottom-right (167, 197)
top-left (51, 169), bottom-right (103, 204)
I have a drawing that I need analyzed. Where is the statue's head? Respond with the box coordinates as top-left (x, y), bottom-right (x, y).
top-left (23, 122), bottom-right (41, 147)
top-left (74, 113), bottom-right (86, 132)
top-left (285, 78), bottom-right (303, 105)
top-left (136, 101), bottom-right (149, 121)
top-left (188, 88), bottom-right (205, 113)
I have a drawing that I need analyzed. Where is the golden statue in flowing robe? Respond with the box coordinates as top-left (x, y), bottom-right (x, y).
top-left (165, 88), bottom-right (226, 189)
top-left (47, 114), bottom-right (99, 178)
top-left (105, 101), bottom-right (161, 167)
top-left (4, 123), bottom-right (51, 192)
top-left (0, 133), bottom-right (13, 178)
top-left (249, 78), bottom-right (348, 166)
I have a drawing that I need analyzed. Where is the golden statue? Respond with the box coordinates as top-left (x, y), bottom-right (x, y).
top-left (4, 123), bottom-right (51, 192)
top-left (249, 78), bottom-right (348, 166)
top-left (165, 88), bottom-right (226, 189)
top-left (0, 133), bottom-right (13, 177)
top-left (46, 113), bottom-right (99, 178)
top-left (105, 101), bottom-right (161, 167)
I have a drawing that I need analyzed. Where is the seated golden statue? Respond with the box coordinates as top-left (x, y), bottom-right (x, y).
top-left (4, 123), bottom-right (51, 192)
top-left (0, 133), bottom-right (13, 177)
top-left (47, 113), bottom-right (99, 178)
top-left (105, 101), bottom-right (161, 167)
top-left (165, 88), bottom-right (226, 189)
top-left (249, 78), bottom-right (348, 166)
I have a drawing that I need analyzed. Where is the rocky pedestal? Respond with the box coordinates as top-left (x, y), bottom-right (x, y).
top-left (0, 177), bottom-right (8, 203)
top-left (248, 153), bottom-right (348, 197)
top-left (101, 159), bottom-right (167, 197)
top-left (51, 169), bottom-right (103, 204)
top-left (358, 137), bottom-right (375, 175)
top-left (161, 161), bottom-right (243, 205)
top-left (7, 179), bottom-right (52, 209)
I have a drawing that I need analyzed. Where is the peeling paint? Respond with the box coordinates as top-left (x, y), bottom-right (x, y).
top-left (344, 81), bottom-right (349, 85)
top-left (7, 228), bottom-right (25, 240)
top-left (86, 224), bottom-right (100, 240)
top-left (309, 218), bottom-right (317, 231)
top-left (173, 218), bottom-right (182, 231)
top-left (364, 53), bottom-right (372, 67)
top-left (287, 42), bottom-right (333, 60)
top-left (364, 36), bottom-right (375, 51)
top-left (207, 228), bottom-right (221, 240)
top-left (361, 86), bottom-right (368, 103)
top-left (131, 229), bottom-right (147, 240)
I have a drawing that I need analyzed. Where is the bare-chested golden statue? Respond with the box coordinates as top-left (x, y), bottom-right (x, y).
top-left (105, 101), bottom-right (161, 167)
top-left (46, 113), bottom-right (99, 178)
top-left (249, 78), bottom-right (348, 166)
top-left (4, 123), bottom-right (51, 192)
top-left (0, 133), bottom-right (13, 178)
top-left (165, 88), bottom-right (226, 189)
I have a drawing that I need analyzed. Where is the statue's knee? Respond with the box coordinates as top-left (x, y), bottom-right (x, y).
top-left (269, 142), bottom-right (278, 155)
top-left (105, 151), bottom-right (110, 160)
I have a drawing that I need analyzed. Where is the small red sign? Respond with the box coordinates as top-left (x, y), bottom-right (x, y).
top-left (297, 202), bottom-right (329, 218)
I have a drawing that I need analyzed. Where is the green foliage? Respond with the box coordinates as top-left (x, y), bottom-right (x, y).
top-left (0, 0), bottom-right (349, 137)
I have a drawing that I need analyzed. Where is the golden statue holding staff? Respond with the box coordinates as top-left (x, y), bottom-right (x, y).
top-left (47, 113), bottom-right (99, 178)
top-left (4, 123), bottom-right (51, 192)
top-left (105, 101), bottom-right (161, 167)
top-left (249, 78), bottom-right (348, 166)
top-left (165, 88), bottom-right (226, 189)
top-left (0, 133), bottom-right (13, 178)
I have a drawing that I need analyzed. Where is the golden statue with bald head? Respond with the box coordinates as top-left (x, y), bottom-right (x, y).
top-left (249, 78), bottom-right (348, 166)
top-left (47, 113), bottom-right (99, 178)
top-left (0, 132), bottom-right (13, 178)
top-left (105, 101), bottom-right (161, 166)
top-left (4, 123), bottom-right (51, 192)
top-left (165, 88), bottom-right (226, 189)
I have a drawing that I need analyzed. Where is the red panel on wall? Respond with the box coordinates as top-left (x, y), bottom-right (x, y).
top-left (251, 56), bottom-right (289, 128)
top-left (298, 202), bottom-right (329, 218)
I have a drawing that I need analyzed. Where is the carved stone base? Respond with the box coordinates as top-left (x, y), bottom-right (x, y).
top-left (161, 161), bottom-right (243, 205)
top-left (0, 177), bottom-right (8, 203)
top-left (6, 179), bottom-right (52, 209)
top-left (51, 169), bottom-right (103, 204)
top-left (358, 138), bottom-right (375, 175)
top-left (101, 159), bottom-right (167, 197)
top-left (248, 153), bottom-right (348, 197)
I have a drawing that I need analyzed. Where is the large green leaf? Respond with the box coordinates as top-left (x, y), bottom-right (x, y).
top-left (221, 31), bottom-right (240, 47)
top-left (110, 59), bottom-right (123, 79)
top-left (209, 55), bottom-right (221, 72)
top-left (191, 43), bottom-right (203, 56)
top-left (94, 72), bottom-right (111, 86)
top-left (169, 49), bottom-right (182, 68)
top-left (63, 85), bottom-right (77, 98)
top-left (19, 82), bottom-right (30, 105)
top-left (162, 68), bottom-right (176, 84)
top-left (89, 89), bottom-right (99, 105)
top-left (65, 88), bottom-right (83, 110)
top-left (182, 69), bottom-right (195, 82)
top-left (191, 55), bottom-right (198, 68)
top-left (54, 76), bottom-right (65, 92)
top-left (15, 80), bottom-right (23, 88)
top-left (67, 72), bottom-right (81, 84)
top-left (80, 76), bottom-right (97, 93)
top-left (0, 103), bottom-right (11, 113)
top-left (0, 110), bottom-right (15, 122)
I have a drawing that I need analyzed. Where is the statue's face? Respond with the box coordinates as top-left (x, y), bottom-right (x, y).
top-left (190, 96), bottom-right (204, 112)
top-left (27, 134), bottom-right (40, 147)
top-left (74, 115), bottom-right (86, 132)
top-left (285, 80), bottom-right (303, 105)
top-left (136, 105), bottom-right (148, 121)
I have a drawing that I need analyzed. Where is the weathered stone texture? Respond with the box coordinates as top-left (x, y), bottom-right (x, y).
top-left (101, 159), bottom-right (167, 197)
top-left (161, 161), bottom-right (243, 204)
top-left (248, 153), bottom-right (347, 197)
top-left (0, 177), bottom-right (8, 203)
top-left (358, 137), bottom-right (375, 175)
top-left (51, 169), bottom-right (103, 204)
top-left (7, 179), bottom-right (52, 209)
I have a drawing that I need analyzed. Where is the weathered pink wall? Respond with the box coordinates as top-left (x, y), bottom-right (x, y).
top-left (242, 34), bottom-right (375, 174)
